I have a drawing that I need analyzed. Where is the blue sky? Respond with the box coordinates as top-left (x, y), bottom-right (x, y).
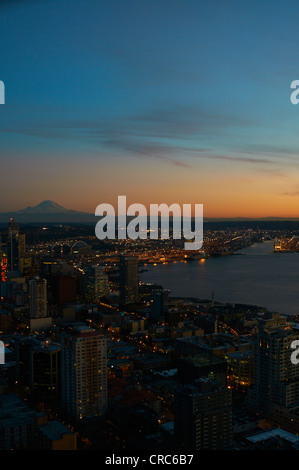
top-left (1, 0), bottom-right (299, 217)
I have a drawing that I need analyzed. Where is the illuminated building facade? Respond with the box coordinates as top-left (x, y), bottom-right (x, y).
top-left (7, 218), bottom-right (25, 272)
top-left (84, 265), bottom-right (109, 303)
top-left (119, 255), bottom-right (139, 305)
top-left (225, 350), bottom-right (254, 387)
top-left (58, 325), bottom-right (107, 421)
top-left (246, 312), bottom-right (299, 430)
top-left (29, 276), bottom-right (48, 318)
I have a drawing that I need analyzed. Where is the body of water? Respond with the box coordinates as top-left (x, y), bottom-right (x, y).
top-left (140, 241), bottom-right (299, 315)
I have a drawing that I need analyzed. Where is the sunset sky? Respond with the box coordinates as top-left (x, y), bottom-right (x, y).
top-left (1, 0), bottom-right (299, 218)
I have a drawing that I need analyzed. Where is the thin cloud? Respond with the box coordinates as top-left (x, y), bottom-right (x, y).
top-left (254, 168), bottom-right (287, 177)
top-left (235, 146), bottom-right (299, 161)
top-left (211, 155), bottom-right (273, 164)
top-left (182, 149), bottom-right (274, 165)
top-left (0, 102), bottom-right (284, 170)
top-left (279, 184), bottom-right (299, 196)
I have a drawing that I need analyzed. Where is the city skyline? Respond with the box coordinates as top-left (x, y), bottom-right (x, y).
top-left (1, 193), bottom-right (299, 449)
top-left (2, 1), bottom-right (299, 218)
top-left (2, 1), bottom-right (299, 451)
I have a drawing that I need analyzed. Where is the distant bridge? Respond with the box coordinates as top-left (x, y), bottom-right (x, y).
top-left (51, 240), bottom-right (89, 255)
top-left (263, 235), bottom-right (274, 241)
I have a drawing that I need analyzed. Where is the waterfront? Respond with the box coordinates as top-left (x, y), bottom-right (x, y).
top-left (140, 241), bottom-right (299, 315)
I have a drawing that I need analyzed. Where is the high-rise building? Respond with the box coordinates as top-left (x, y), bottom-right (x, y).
top-left (58, 325), bottom-right (107, 421)
top-left (150, 289), bottom-right (169, 321)
top-left (246, 312), bottom-right (299, 431)
top-left (18, 233), bottom-right (26, 259)
top-left (95, 266), bottom-right (109, 298)
top-left (177, 355), bottom-right (228, 389)
top-left (119, 256), bottom-right (139, 305)
top-left (7, 218), bottom-right (25, 272)
top-left (84, 265), bottom-right (109, 303)
top-left (15, 336), bottom-right (61, 401)
top-left (53, 275), bottom-right (77, 305)
top-left (29, 276), bottom-right (47, 318)
top-left (174, 378), bottom-right (232, 450)
top-left (225, 350), bottom-right (254, 388)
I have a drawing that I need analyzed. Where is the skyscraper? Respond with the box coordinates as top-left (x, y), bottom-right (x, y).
top-left (8, 218), bottom-right (19, 272)
top-left (246, 312), bottom-right (299, 432)
top-left (174, 378), bottom-right (232, 450)
top-left (119, 256), bottom-right (139, 305)
top-left (84, 265), bottom-right (109, 303)
top-left (29, 276), bottom-right (47, 318)
top-left (53, 275), bottom-right (77, 305)
top-left (58, 325), bottom-right (107, 421)
top-left (7, 218), bottom-right (25, 272)
top-left (15, 336), bottom-right (61, 401)
top-left (150, 289), bottom-right (169, 321)
top-left (95, 266), bottom-right (109, 299)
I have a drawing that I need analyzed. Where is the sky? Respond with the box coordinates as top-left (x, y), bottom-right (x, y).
top-left (1, 0), bottom-right (299, 217)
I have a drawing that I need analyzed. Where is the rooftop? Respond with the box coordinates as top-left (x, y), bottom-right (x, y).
top-left (246, 428), bottom-right (299, 445)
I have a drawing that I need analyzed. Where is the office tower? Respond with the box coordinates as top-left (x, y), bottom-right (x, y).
top-left (225, 350), bottom-right (254, 388)
top-left (150, 289), bottom-right (169, 321)
top-left (177, 355), bottom-right (228, 389)
top-left (84, 265), bottom-right (109, 303)
top-left (119, 256), bottom-right (139, 305)
top-left (53, 275), bottom-right (77, 305)
top-left (7, 218), bottom-right (25, 272)
top-left (41, 260), bottom-right (74, 277)
top-left (19, 254), bottom-right (32, 276)
top-left (58, 325), bottom-right (107, 421)
top-left (95, 266), bottom-right (109, 298)
top-left (18, 233), bottom-right (26, 258)
top-left (15, 336), bottom-right (61, 401)
top-left (8, 218), bottom-right (19, 271)
top-left (29, 276), bottom-right (47, 318)
top-left (246, 312), bottom-right (299, 432)
top-left (174, 378), bottom-right (232, 450)
top-left (31, 341), bottom-right (61, 401)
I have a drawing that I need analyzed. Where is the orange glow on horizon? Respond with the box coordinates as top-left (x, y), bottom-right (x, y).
top-left (3, 156), bottom-right (299, 220)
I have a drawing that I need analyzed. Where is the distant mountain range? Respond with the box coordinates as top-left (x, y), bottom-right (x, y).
top-left (0, 200), bottom-right (299, 224)
top-left (0, 200), bottom-right (95, 224)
